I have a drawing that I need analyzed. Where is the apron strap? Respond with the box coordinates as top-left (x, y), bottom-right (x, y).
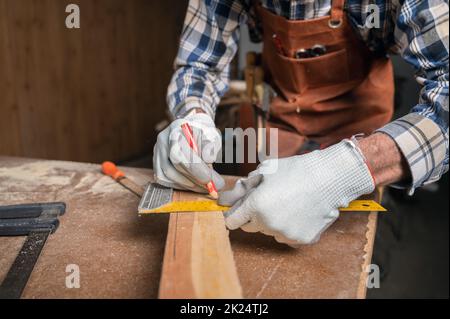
top-left (251, 0), bottom-right (345, 25)
top-left (330, 0), bottom-right (345, 28)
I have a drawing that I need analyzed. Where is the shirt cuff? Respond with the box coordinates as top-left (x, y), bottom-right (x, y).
top-left (376, 113), bottom-right (448, 195)
top-left (171, 97), bottom-right (215, 119)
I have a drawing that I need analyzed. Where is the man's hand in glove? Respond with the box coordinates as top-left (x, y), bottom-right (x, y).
top-left (218, 139), bottom-right (376, 246)
top-left (153, 112), bottom-right (225, 193)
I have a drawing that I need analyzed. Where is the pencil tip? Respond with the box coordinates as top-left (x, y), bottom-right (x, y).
top-left (209, 190), bottom-right (219, 200)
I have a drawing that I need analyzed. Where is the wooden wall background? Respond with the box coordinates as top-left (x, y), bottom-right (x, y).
top-left (0, 0), bottom-right (187, 163)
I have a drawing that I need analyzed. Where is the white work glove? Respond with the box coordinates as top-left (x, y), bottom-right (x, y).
top-left (153, 113), bottom-right (225, 193)
top-left (218, 139), bottom-right (375, 246)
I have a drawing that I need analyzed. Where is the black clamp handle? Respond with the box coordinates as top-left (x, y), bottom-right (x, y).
top-left (0, 202), bottom-right (66, 236)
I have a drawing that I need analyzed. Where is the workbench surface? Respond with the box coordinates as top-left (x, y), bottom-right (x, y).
top-left (0, 156), bottom-right (377, 298)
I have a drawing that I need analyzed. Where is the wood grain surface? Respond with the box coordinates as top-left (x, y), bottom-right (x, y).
top-left (0, 156), bottom-right (378, 298)
top-left (0, 0), bottom-right (187, 162)
top-left (106, 168), bottom-right (242, 298)
top-left (159, 192), bottom-right (242, 299)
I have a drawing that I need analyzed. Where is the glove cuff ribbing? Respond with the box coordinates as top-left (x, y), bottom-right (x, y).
top-left (317, 139), bottom-right (376, 208)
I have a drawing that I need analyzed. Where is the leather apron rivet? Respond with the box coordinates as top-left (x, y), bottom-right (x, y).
top-left (328, 18), bottom-right (343, 28)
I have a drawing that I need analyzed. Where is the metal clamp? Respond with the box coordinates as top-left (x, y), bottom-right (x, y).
top-left (0, 202), bottom-right (66, 299)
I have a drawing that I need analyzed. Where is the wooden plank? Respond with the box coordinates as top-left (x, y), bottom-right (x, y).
top-left (101, 161), bottom-right (242, 298)
top-left (356, 211), bottom-right (378, 298)
top-left (158, 191), bottom-right (243, 299)
top-left (356, 187), bottom-right (383, 299)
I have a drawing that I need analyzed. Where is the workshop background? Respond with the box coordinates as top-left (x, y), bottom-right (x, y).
top-left (0, 0), bottom-right (448, 298)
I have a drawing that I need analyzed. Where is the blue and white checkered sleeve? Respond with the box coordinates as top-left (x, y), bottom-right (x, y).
top-left (167, 0), bottom-right (247, 118)
top-left (378, 0), bottom-right (449, 195)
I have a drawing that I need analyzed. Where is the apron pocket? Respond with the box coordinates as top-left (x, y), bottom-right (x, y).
top-left (268, 50), bottom-right (307, 97)
top-left (300, 48), bottom-right (349, 88)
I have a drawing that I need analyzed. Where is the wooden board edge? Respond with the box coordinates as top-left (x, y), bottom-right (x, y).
top-left (158, 211), bottom-right (243, 299)
top-left (356, 187), bottom-right (384, 299)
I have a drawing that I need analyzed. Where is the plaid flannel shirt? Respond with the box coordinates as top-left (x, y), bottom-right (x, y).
top-left (167, 0), bottom-right (449, 194)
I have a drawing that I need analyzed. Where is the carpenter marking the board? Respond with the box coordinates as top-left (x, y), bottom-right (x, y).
top-left (153, 0), bottom-right (449, 246)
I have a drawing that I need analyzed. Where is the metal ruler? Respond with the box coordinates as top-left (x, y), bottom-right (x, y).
top-left (138, 183), bottom-right (386, 214)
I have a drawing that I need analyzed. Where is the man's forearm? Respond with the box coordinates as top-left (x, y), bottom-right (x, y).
top-left (358, 133), bottom-right (411, 187)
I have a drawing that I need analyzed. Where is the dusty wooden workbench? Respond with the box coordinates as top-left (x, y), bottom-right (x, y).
top-left (0, 156), bottom-right (378, 298)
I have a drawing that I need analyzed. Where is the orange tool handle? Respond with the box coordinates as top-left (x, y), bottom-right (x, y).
top-left (102, 161), bottom-right (125, 180)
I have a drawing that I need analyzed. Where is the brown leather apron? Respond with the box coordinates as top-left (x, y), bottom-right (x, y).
top-left (256, 0), bottom-right (395, 158)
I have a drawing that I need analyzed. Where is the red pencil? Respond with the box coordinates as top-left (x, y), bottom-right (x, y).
top-left (181, 123), bottom-right (219, 199)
